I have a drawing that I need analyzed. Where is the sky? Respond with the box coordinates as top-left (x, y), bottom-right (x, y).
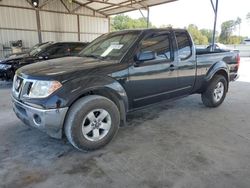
top-left (124, 0), bottom-right (250, 38)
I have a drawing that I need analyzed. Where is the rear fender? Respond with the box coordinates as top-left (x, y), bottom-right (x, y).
top-left (205, 61), bottom-right (229, 90)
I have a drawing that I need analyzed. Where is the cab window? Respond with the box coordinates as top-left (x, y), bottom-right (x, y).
top-left (140, 33), bottom-right (172, 62)
top-left (175, 32), bottom-right (192, 60)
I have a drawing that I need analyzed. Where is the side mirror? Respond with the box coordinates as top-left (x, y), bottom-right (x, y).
top-left (136, 51), bottom-right (156, 62)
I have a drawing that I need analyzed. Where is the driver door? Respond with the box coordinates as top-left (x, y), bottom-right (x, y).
top-left (127, 31), bottom-right (178, 108)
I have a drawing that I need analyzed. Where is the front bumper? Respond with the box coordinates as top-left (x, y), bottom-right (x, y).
top-left (12, 97), bottom-right (68, 139)
top-left (0, 69), bottom-right (12, 80)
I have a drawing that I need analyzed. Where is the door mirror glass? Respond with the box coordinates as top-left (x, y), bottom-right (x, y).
top-left (136, 51), bottom-right (156, 62)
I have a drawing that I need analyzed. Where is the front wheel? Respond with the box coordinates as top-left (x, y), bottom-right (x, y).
top-left (64, 95), bottom-right (120, 151)
top-left (201, 75), bottom-right (228, 107)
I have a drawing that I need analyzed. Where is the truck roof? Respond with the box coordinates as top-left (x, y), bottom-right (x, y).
top-left (109, 28), bottom-right (187, 34)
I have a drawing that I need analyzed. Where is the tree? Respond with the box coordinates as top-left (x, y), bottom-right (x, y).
top-left (187, 24), bottom-right (208, 45)
top-left (200, 29), bottom-right (216, 43)
top-left (228, 36), bottom-right (244, 44)
top-left (247, 12), bottom-right (250, 20)
top-left (235, 17), bottom-right (242, 36)
top-left (111, 15), bottom-right (153, 31)
top-left (219, 20), bottom-right (236, 44)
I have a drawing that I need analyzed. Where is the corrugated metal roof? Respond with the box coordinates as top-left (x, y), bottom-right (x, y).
top-left (74, 0), bottom-right (177, 15)
top-left (30, 0), bottom-right (177, 16)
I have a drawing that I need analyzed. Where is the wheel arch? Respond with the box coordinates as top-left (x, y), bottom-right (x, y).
top-left (65, 83), bottom-right (128, 131)
top-left (205, 61), bottom-right (229, 92)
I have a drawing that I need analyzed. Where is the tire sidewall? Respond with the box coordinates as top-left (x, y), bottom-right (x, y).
top-left (210, 76), bottom-right (227, 106)
top-left (66, 96), bottom-right (120, 151)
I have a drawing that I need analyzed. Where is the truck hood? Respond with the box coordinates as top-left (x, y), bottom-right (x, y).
top-left (17, 56), bottom-right (116, 81)
top-left (0, 53), bottom-right (29, 64)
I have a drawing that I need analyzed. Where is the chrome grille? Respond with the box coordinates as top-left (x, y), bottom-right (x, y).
top-left (12, 75), bottom-right (34, 99)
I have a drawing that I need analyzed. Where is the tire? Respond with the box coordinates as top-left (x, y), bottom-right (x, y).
top-left (201, 75), bottom-right (228, 108)
top-left (64, 95), bottom-right (120, 151)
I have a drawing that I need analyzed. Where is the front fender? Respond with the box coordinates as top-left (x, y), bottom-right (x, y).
top-left (48, 75), bottom-right (129, 112)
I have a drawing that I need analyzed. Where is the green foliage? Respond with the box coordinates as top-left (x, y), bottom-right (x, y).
top-left (200, 29), bottom-right (216, 43)
top-left (219, 19), bottom-right (242, 44)
top-left (219, 20), bottom-right (235, 43)
top-left (235, 17), bottom-right (242, 26)
top-left (187, 24), bottom-right (208, 45)
top-left (110, 15), bottom-right (244, 45)
top-left (228, 36), bottom-right (244, 44)
top-left (111, 15), bottom-right (153, 31)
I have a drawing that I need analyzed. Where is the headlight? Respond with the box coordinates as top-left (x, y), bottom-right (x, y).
top-left (0, 64), bottom-right (11, 70)
top-left (29, 80), bottom-right (62, 98)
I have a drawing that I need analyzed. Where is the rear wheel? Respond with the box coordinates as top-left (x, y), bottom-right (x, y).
top-left (201, 75), bottom-right (228, 107)
top-left (64, 95), bottom-right (120, 151)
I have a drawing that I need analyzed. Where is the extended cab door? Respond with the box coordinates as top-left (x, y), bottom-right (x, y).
top-left (127, 31), bottom-right (178, 108)
top-left (174, 31), bottom-right (196, 94)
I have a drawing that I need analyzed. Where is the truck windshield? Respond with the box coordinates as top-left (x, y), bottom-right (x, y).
top-left (79, 32), bottom-right (140, 61)
top-left (29, 42), bottom-right (52, 57)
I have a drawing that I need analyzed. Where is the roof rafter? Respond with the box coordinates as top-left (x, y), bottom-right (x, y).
top-left (40, 0), bottom-right (57, 8)
top-left (25, 0), bottom-right (34, 7)
top-left (60, 0), bottom-right (70, 12)
top-left (96, 0), bottom-right (147, 12)
top-left (72, 0), bottom-right (107, 17)
top-left (87, 0), bottom-right (145, 11)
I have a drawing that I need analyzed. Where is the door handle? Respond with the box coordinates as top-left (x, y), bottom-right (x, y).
top-left (169, 64), bottom-right (175, 71)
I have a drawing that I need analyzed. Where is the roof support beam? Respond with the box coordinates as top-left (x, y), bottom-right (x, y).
top-left (89, 0), bottom-right (146, 11)
top-left (72, 0), bottom-right (107, 17)
top-left (97, 0), bottom-right (149, 13)
top-left (25, 0), bottom-right (34, 7)
top-left (132, 0), bottom-right (148, 9)
top-left (60, 0), bottom-right (70, 12)
top-left (70, 4), bottom-right (82, 13)
top-left (210, 0), bottom-right (219, 51)
top-left (138, 8), bottom-right (149, 28)
top-left (39, 0), bottom-right (56, 8)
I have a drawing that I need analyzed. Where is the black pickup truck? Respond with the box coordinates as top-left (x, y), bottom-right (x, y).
top-left (12, 28), bottom-right (240, 151)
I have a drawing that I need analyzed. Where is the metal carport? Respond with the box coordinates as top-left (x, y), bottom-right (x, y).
top-left (0, 0), bottom-right (219, 57)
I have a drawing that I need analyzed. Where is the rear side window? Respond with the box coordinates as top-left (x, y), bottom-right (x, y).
top-left (140, 33), bottom-right (172, 61)
top-left (175, 32), bottom-right (192, 60)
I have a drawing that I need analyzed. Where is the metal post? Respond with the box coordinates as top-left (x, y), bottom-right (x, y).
top-left (36, 9), bottom-right (42, 43)
top-left (211, 0), bottom-right (218, 51)
top-left (147, 8), bottom-right (150, 28)
top-left (77, 15), bottom-right (80, 41)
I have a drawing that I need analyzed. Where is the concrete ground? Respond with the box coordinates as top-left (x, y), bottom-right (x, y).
top-left (0, 58), bottom-right (250, 188)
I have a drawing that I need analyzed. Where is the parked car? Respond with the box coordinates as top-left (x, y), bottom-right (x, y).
top-left (12, 28), bottom-right (240, 151)
top-left (243, 39), bottom-right (250, 45)
top-left (0, 41), bottom-right (88, 80)
top-left (5, 42), bottom-right (50, 59)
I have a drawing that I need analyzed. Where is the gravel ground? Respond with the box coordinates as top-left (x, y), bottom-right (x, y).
top-left (0, 58), bottom-right (250, 188)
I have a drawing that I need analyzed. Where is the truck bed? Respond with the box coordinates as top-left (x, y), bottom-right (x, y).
top-left (196, 48), bottom-right (239, 82)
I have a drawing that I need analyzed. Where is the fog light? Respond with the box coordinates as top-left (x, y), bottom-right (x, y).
top-left (33, 114), bottom-right (41, 126)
